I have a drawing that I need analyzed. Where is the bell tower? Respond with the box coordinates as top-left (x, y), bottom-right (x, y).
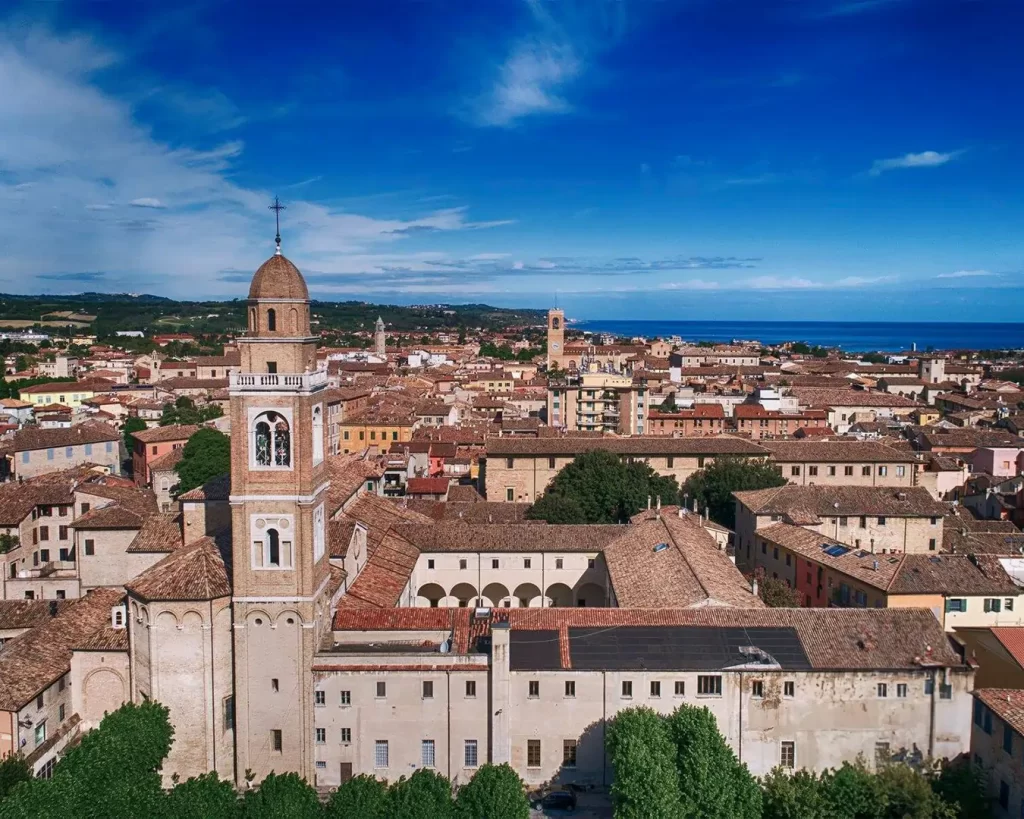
top-left (230, 205), bottom-right (331, 785)
top-left (547, 308), bottom-right (564, 369)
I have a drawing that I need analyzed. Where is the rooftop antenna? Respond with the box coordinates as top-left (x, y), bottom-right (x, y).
top-left (269, 196), bottom-right (286, 255)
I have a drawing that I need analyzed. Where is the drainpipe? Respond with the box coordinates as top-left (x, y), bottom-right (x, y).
top-left (928, 670), bottom-right (937, 759)
top-left (447, 670), bottom-right (452, 781)
top-left (737, 672), bottom-right (743, 764)
top-left (602, 671), bottom-right (608, 786)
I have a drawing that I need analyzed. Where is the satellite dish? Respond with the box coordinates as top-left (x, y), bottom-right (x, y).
top-left (439, 639), bottom-right (450, 654)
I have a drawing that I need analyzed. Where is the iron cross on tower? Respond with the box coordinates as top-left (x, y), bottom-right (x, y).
top-left (269, 196), bottom-right (286, 255)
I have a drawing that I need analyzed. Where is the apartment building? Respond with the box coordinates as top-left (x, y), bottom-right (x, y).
top-left (311, 606), bottom-right (972, 789)
top-left (748, 522), bottom-right (1021, 628)
top-left (733, 485), bottom-right (949, 561)
top-left (130, 424), bottom-right (198, 487)
top-left (732, 405), bottom-right (829, 439)
top-left (547, 372), bottom-right (648, 435)
top-left (788, 388), bottom-right (920, 433)
top-left (483, 435), bottom-right (767, 503)
top-left (0, 422), bottom-right (121, 480)
top-left (760, 441), bottom-right (917, 488)
top-left (972, 689), bottom-right (1024, 818)
top-left (646, 405), bottom-right (727, 436)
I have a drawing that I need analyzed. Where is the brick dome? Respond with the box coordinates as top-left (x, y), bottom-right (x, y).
top-left (248, 254), bottom-right (309, 301)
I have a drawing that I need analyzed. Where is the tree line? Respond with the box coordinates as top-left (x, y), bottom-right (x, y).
top-left (607, 703), bottom-right (987, 819)
top-left (0, 701), bottom-right (531, 819)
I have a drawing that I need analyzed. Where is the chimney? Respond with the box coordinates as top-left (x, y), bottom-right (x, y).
top-left (647, 495), bottom-right (652, 510)
top-left (678, 507), bottom-right (684, 519)
top-left (751, 577), bottom-right (759, 597)
top-left (872, 560), bottom-right (879, 571)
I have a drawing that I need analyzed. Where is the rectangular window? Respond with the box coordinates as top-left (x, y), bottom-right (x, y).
top-left (752, 680), bottom-right (764, 698)
top-left (341, 727), bottom-right (352, 743)
top-left (459, 558), bottom-right (467, 570)
top-left (697, 675), bottom-right (722, 696)
top-left (422, 681), bottom-right (434, 699)
top-left (527, 740), bottom-right (541, 768)
top-left (506, 457), bottom-right (514, 469)
top-left (340, 690), bottom-right (351, 706)
top-left (588, 558), bottom-right (596, 569)
top-left (878, 466), bottom-right (887, 476)
top-left (464, 739), bottom-right (478, 768)
top-left (427, 559), bottom-right (435, 569)
top-left (877, 516), bottom-right (886, 525)
top-left (999, 781), bottom-right (1009, 810)
top-left (939, 683), bottom-right (952, 700)
top-left (839, 516), bottom-right (848, 527)
top-left (1004, 724), bottom-right (1014, 754)
top-left (524, 558), bottom-right (531, 569)
top-left (223, 696), bottom-right (234, 729)
top-left (506, 488), bottom-right (514, 502)
top-left (928, 538), bottom-right (937, 551)
top-left (859, 516), bottom-right (867, 529)
top-left (791, 466), bottom-right (800, 476)
top-left (862, 466), bottom-right (871, 476)
top-left (39, 526), bottom-right (49, 541)
top-left (271, 678), bottom-right (279, 692)
top-left (896, 466), bottom-right (905, 477)
top-left (491, 558), bottom-right (499, 569)
top-left (565, 680), bottom-right (575, 698)
top-left (422, 739), bottom-right (436, 767)
top-left (780, 741), bottom-right (795, 769)
top-left (375, 740), bottom-right (389, 768)
top-left (875, 742), bottom-right (890, 767)
top-left (675, 681), bottom-right (685, 696)
top-left (945, 598), bottom-right (966, 613)
top-left (36, 694), bottom-right (44, 710)
top-left (84, 539), bottom-right (95, 556)
top-left (844, 465), bottom-right (854, 476)
top-left (877, 683), bottom-right (888, 698)
top-left (34, 721), bottom-right (46, 746)
top-left (316, 728), bottom-right (326, 744)
top-left (897, 683), bottom-right (908, 698)
top-left (376, 681), bottom-right (386, 698)
top-left (314, 690), bottom-right (325, 706)
top-left (1007, 599), bottom-right (1015, 612)
top-left (563, 739), bottom-right (578, 768)
top-left (828, 466), bottom-right (836, 476)
top-left (985, 598), bottom-right (1003, 613)
top-left (651, 680), bottom-right (661, 697)
top-left (529, 680), bottom-right (540, 698)
top-left (784, 681), bottom-right (795, 698)
top-left (555, 558), bottom-right (564, 569)
top-left (271, 729), bottom-right (282, 752)
top-left (58, 704), bottom-right (65, 722)
top-left (548, 456), bottom-right (556, 469)
top-left (808, 466), bottom-right (818, 476)
top-left (621, 680), bottom-right (633, 698)
top-left (466, 680), bottom-right (476, 697)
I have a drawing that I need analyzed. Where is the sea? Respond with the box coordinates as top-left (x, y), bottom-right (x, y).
top-left (572, 320), bottom-right (1024, 353)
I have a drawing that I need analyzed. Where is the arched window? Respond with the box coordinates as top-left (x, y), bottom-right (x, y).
top-left (253, 412), bottom-right (291, 468)
top-left (274, 419), bottom-right (290, 466)
top-left (267, 308), bottom-right (276, 331)
top-left (552, 316), bottom-right (561, 330)
top-left (255, 421), bottom-right (272, 466)
top-left (249, 308), bottom-right (256, 332)
top-left (290, 307), bottom-right (299, 334)
top-left (311, 405), bottom-right (324, 465)
top-left (267, 528), bottom-right (280, 566)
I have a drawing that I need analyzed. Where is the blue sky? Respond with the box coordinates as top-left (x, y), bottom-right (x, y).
top-left (0, 0), bottom-right (1022, 320)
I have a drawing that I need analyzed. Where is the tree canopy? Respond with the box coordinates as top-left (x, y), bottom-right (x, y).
top-left (160, 395), bottom-right (223, 426)
top-left (681, 456), bottom-right (787, 530)
top-left (122, 415), bottom-right (147, 454)
top-left (174, 428), bottom-right (230, 495)
top-left (453, 763), bottom-right (529, 819)
top-left (606, 707), bottom-right (683, 819)
top-left (527, 449), bottom-right (680, 524)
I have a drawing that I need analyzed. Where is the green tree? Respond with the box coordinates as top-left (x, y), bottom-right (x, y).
top-left (755, 568), bottom-right (803, 607)
top-left (325, 774), bottom-right (388, 819)
top-left (241, 772), bottom-right (321, 819)
top-left (164, 772), bottom-right (239, 819)
top-left (386, 768), bottom-right (454, 819)
top-left (875, 763), bottom-right (955, 819)
top-left (457, 327), bottom-right (467, 345)
top-left (454, 764), bottom-right (529, 819)
top-left (606, 706), bottom-right (682, 819)
top-left (667, 704), bottom-right (761, 819)
top-left (528, 449), bottom-right (680, 524)
top-left (821, 761), bottom-right (884, 819)
top-left (122, 416), bottom-right (147, 454)
top-left (761, 767), bottom-right (830, 819)
top-left (682, 456), bottom-right (787, 530)
top-left (931, 759), bottom-right (988, 819)
top-left (0, 755), bottom-right (30, 803)
top-left (174, 428), bottom-right (230, 495)
top-left (791, 342), bottom-right (811, 354)
top-left (0, 534), bottom-right (19, 554)
top-left (658, 392), bottom-right (678, 412)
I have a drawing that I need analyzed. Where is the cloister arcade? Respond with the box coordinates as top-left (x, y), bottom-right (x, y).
top-left (412, 579), bottom-right (608, 608)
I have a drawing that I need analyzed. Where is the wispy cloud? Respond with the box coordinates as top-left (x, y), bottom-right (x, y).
top-left (869, 150), bottom-right (964, 176)
top-left (815, 0), bottom-right (910, 18)
top-left (473, 38), bottom-right (581, 127)
top-left (129, 197), bottom-right (166, 209)
top-left (283, 175), bottom-right (322, 189)
top-left (722, 173), bottom-right (780, 186)
top-left (936, 269), bottom-right (994, 279)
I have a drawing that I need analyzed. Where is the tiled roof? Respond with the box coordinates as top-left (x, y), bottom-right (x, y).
top-left (0, 588), bottom-right (124, 710)
top-left (126, 513), bottom-right (182, 553)
top-left (131, 423), bottom-right (199, 444)
top-left (126, 534), bottom-right (231, 601)
top-left (4, 421), bottom-right (120, 453)
top-left (604, 513), bottom-right (761, 608)
top-left (70, 504), bottom-right (146, 530)
top-left (990, 628), bottom-right (1024, 670)
top-left (336, 530), bottom-right (419, 610)
top-left (759, 441), bottom-right (913, 463)
top-left (734, 485), bottom-right (948, 518)
top-left (919, 429), bottom-right (1022, 449)
top-left (178, 473), bottom-right (230, 502)
top-left (437, 502), bottom-right (537, 524)
top-left (447, 484), bottom-right (485, 503)
top-left (326, 455), bottom-right (385, 516)
top-left (974, 689), bottom-right (1024, 736)
top-left (73, 624), bottom-right (129, 652)
top-left (789, 388), bottom-right (920, 408)
top-left (0, 476), bottom-right (75, 527)
top-left (406, 477), bottom-right (451, 495)
top-left (329, 520), bottom-right (356, 558)
top-left (147, 447), bottom-right (185, 472)
top-left (484, 434), bottom-right (768, 457)
top-left (331, 606), bottom-right (961, 671)
top-left (0, 600), bottom-right (73, 631)
top-left (395, 522), bottom-right (622, 553)
top-left (18, 378), bottom-right (115, 395)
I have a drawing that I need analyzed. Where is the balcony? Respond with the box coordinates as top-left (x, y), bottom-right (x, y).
top-left (230, 370), bottom-right (328, 393)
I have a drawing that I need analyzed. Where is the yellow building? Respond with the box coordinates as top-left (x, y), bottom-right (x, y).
top-left (18, 379), bottom-right (109, 409)
top-left (338, 411), bottom-right (415, 454)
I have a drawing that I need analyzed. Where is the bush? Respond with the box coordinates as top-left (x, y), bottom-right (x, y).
top-left (606, 707), bottom-right (682, 819)
top-left (454, 764), bottom-right (529, 819)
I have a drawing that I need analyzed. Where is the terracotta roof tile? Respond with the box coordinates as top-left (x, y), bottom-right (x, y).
top-left (975, 689), bottom-right (1024, 735)
top-left (126, 534), bottom-right (231, 601)
top-left (759, 440), bottom-right (913, 463)
top-left (990, 628), bottom-right (1024, 669)
top-left (734, 485), bottom-right (947, 518)
top-left (131, 424), bottom-right (199, 444)
top-left (5, 421), bottom-right (120, 453)
top-left (0, 600), bottom-right (74, 631)
top-left (178, 473), bottom-right (230, 502)
top-left (126, 513), bottom-right (182, 553)
top-left (485, 434), bottom-right (767, 457)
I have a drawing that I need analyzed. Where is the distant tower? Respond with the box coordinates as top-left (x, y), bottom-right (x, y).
top-left (547, 309), bottom-right (564, 369)
top-left (374, 317), bottom-right (386, 357)
top-left (918, 356), bottom-right (946, 385)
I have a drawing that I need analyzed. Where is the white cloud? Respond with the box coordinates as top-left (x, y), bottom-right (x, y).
top-left (744, 276), bottom-right (818, 289)
top-left (474, 38), bottom-right (581, 127)
top-left (937, 269), bottom-right (994, 279)
top-left (0, 25), bottom-right (513, 297)
top-left (869, 150), bottom-right (963, 176)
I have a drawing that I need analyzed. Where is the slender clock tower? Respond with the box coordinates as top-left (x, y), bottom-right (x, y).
top-left (230, 203), bottom-right (331, 785)
top-left (547, 308), bottom-right (564, 369)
